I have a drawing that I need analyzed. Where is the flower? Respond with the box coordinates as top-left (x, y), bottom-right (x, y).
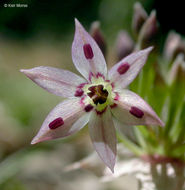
top-left (20, 19), bottom-right (164, 172)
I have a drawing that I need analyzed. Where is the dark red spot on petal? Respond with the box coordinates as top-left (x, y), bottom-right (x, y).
top-left (49, 117), bottom-right (64, 130)
top-left (96, 72), bottom-right (105, 79)
top-left (114, 92), bottom-right (119, 101)
top-left (129, 106), bottom-right (144, 118)
top-left (75, 88), bottom-right (84, 97)
top-left (96, 107), bottom-right (107, 115)
top-left (80, 96), bottom-right (85, 105)
top-left (78, 83), bottom-right (88, 89)
top-left (84, 104), bottom-right (94, 112)
top-left (110, 103), bottom-right (117, 109)
top-left (83, 44), bottom-right (94, 59)
top-left (89, 72), bottom-right (94, 81)
top-left (117, 62), bottom-right (130, 75)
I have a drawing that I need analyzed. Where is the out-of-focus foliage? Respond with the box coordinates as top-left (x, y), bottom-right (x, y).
top-left (0, 0), bottom-right (101, 39)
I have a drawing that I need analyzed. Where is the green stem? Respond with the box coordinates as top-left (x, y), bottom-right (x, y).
top-left (117, 132), bottom-right (144, 156)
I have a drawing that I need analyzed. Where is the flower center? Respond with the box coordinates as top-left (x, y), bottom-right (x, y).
top-left (87, 85), bottom-right (108, 105)
top-left (82, 77), bottom-right (116, 112)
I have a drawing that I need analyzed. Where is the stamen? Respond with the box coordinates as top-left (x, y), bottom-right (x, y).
top-left (129, 106), bottom-right (144, 118)
top-left (93, 95), bottom-right (107, 105)
top-left (49, 117), bottom-right (64, 129)
top-left (88, 86), bottom-right (96, 92)
top-left (75, 88), bottom-right (84, 97)
top-left (88, 85), bottom-right (108, 105)
top-left (83, 44), bottom-right (94, 59)
top-left (117, 62), bottom-right (130, 75)
top-left (84, 104), bottom-right (94, 112)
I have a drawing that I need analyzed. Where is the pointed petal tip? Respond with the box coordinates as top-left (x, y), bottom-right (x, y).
top-left (151, 118), bottom-right (165, 127)
top-left (74, 18), bottom-right (81, 28)
top-left (109, 165), bottom-right (115, 173)
top-left (159, 120), bottom-right (165, 127)
top-left (145, 46), bottom-right (153, 53)
top-left (31, 137), bottom-right (39, 145)
top-left (152, 114), bottom-right (165, 127)
top-left (20, 69), bottom-right (27, 73)
top-left (105, 154), bottom-right (116, 174)
top-left (20, 69), bottom-right (34, 79)
top-left (20, 68), bottom-right (32, 76)
top-left (31, 135), bottom-right (45, 145)
top-left (150, 10), bottom-right (156, 17)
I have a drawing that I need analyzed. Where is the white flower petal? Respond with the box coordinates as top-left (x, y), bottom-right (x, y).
top-left (21, 66), bottom-right (86, 98)
top-left (88, 108), bottom-right (117, 172)
top-left (72, 19), bottom-right (107, 81)
top-left (111, 89), bottom-right (164, 126)
top-left (31, 98), bottom-right (90, 144)
top-left (108, 47), bottom-right (153, 89)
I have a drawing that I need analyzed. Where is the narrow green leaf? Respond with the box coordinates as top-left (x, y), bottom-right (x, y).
top-left (172, 143), bottom-right (185, 157)
top-left (169, 96), bottom-right (185, 142)
top-left (117, 133), bottom-right (144, 156)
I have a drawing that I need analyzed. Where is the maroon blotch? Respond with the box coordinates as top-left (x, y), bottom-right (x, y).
top-left (83, 44), bottom-right (94, 59)
top-left (78, 82), bottom-right (88, 89)
top-left (117, 62), bottom-right (130, 75)
top-left (129, 106), bottom-right (144, 118)
top-left (49, 117), bottom-right (64, 130)
top-left (110, 103), bottom-right (117, 109)
top-left (89, 72), bottom-right (94, 81)
top-left (96, 107), bottom-right (107, 115)
top-left (80, 96), bottom-right (85, 105)
top-left (75, 88), bottom-right (84, 97)
top-left (111, 82), bottom-right (115, 89)
top-left (114, 92), bottom-right (119, 101)
top-left (84, 104), bottom-right (94, 112)
top-left (96, 72), bottom-right (105, 79)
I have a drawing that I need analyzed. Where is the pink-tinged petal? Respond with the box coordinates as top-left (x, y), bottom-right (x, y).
top-left (72, 19), bottom-right (107, 81)
top-left (20, 66), bottom-right (86, 98)
top-left (31, 98), bottom-right (90, 144)
top-left (88, 108), bottom-right (117, 172)
top-left (111, 89), bottom-right (164, 126)
top-left (108, 47), bottom-right (153, 89)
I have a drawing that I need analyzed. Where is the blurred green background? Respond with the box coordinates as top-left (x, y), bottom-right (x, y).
top-left (0, 0), bottom-right (184, 189)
